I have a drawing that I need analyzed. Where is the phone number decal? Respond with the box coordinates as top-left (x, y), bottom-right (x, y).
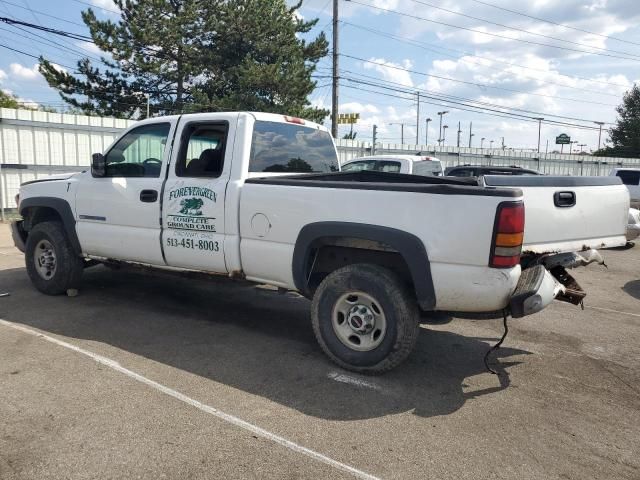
top-left (166, 237), bottom-right (220, 252)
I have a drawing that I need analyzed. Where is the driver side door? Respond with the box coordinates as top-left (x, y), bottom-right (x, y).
top-left (76, 120), bottom-right (178, 265)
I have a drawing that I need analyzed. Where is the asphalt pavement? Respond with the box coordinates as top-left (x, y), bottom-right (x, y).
top-left (1, 224), bottom-right (639, 479)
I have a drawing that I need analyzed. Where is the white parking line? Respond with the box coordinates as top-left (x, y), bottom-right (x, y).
top-left (555, 301), bottom-right (640, 319)
top-left (0, 319), bottom-right (381, 480)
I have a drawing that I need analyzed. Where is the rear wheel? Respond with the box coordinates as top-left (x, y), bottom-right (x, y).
top-left (311, 264), bottom-right (420, 374)
top-left (25, 221), bottom-right (83, 295)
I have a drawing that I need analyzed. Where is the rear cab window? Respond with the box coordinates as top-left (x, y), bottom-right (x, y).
top-left (412, 161), bottom-right (442, 176)
top-left (249, 121), bottom-right (338, 173)
top-left (617, 170), bottom-right (640, 185)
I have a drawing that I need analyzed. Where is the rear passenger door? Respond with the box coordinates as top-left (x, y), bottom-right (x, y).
top-left (161, 114), bottom-right (238, 273)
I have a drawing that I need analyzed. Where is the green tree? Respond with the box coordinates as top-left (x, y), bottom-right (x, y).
top-left (0, 90), bottom-right (21, 109)
top-left (39, 0), bottom-right (328, 121)
top-left (593, 84), bottom-right (640, 157)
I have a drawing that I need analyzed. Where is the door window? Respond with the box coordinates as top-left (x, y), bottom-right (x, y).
top-left (104, 123), bottom-right (170, 177)
top-left (176, 123), bottom-right (229, 178)
top-left (617, 170), bottom-right (640, 185)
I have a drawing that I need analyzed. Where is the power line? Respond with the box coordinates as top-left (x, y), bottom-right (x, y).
top-left (342, 54), bottom-right (618, 107)
top-left (0, 42), bottom-right (76, 69)
top-left (1, 0), bottom-right (86, 26)
top-left (405, 0), bottom-right (640, 58)
top-left (342, 21), bottom-right (631, 90)
top-left (347, 0), bottom-right (640, 62)
top-left (467, 0), bottom-right (640, 47)
top-left (0, 15), bottom-right (91, 41)
top-left (338, 67), bottom-right (615, 125)
top-left (70, 0), bottom-right (120, 16)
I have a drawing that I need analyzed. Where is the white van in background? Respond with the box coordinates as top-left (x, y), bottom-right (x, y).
top-left (341, 155), bottom-right (443, 176)
top-left (610, 168), bottom-right (640, 208)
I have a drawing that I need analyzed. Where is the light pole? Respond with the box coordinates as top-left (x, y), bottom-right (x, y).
top-left (389, 123), bottom-right (405, 144)
top-left (490, 140), bottom-right (494, 149)
top-left (535, 117), bottom-right (544, 153)
top-left (469, 133), bottom-right (474, 147)
top-left (425, 118), bottom-right (432, 145)
top-left (594, 121), bottom-right (605, 151)
top-left (145, 93), bottom-right (150, 118)
top-left (456, 121), bottom-right (462, 148)
top-left (468, 121), bottom-right (473, 147)
top-left (442, 125), bottom-right (449, 145)
top-left (501, 137), bottom-right (505, 149)
top-left (437, 111), bottom-right (449, 145)
top-left (480, 137), bottom-right (485, 149)
top-left (578, 143), bottom-right (587, 153)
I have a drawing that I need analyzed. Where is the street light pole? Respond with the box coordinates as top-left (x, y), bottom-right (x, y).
top-left (535, 117), bottom-right (544, 153)
top-left (389, 123), bottom-right (405, 144)
top-left (442, 125), bottom-right (448, 145)
top-left (425, 118), bottom-right (432, 145)
top-left (416, 92), bottom-right (420, 145)
top-left (468, 121), bottom-right (473, 147)
top-left (457, 121), bottom-right (461, 148)
top-left (481, 137), bottom-right (485, 149)
top-left (594, 121), bottom-right (605, 151)
top-left (490, 140), bottom-right (494, 149)
top-left (437, 111), bottom-right (448, 145)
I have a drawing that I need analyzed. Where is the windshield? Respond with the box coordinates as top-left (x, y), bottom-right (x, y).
top-left (249, 121), bottom-right (338, 173)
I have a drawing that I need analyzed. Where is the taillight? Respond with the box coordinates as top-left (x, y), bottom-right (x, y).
top-left (284, 115), bottom-right (305, 125)
top-left (489, 201), bottom-right (525, 268)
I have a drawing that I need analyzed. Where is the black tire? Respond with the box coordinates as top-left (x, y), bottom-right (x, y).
top-left (25, 221), bottom-right (83, 295)
top-left (311, 264), bottom-right (420, 374)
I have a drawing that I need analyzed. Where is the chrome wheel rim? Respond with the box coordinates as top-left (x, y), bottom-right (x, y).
top-left (34, 239), bottom-right (57, 280)
top-left (331, 291), bottom-right (387, 352)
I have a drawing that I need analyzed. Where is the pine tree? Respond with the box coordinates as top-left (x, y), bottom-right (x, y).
top-left (39, 0), bottom-right (328, 121)
top-left (594, 84), bottom-right (640, 157)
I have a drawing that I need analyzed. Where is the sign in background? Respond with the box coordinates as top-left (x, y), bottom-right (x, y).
top-left (556, 133), bottom-right (571, 145)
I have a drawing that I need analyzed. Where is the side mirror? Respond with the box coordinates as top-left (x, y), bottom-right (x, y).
top-left (91, 153), bottom-right (106, 177)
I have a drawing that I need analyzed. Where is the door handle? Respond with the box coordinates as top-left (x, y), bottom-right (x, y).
top-left (554, 191), bottom-right (576, 208)
top-left (140, 189), bottom-right (158, 203)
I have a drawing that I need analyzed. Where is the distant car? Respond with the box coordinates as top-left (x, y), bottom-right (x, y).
top-left (341, 155), bottom-right (443, 176)
top-left (445, 165), bottom-right (540, 177)
top-left (610, 168), bottom-right (640, 209)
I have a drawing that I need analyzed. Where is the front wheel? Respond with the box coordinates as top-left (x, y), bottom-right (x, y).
top-left (311, 264), bottom-right (420, 374)
top-left (25, 221), bottom-right (83, 295)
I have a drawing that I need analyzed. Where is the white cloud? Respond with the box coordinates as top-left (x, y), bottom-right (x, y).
top-left (9, 63), bottom-right (40, 81)
top-left (363, 57), bottom-right (414, 87)
top-left (0, 69), bottom-right (6, 81)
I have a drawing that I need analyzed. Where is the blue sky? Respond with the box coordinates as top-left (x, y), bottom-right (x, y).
top-left (1, 0), bottom-right (639, 151)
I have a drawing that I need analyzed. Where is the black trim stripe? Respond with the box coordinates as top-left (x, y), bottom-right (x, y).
top-left (78, 215), bottom-right (106, 221)
top-left (484, 175), bottom-right (623, 187)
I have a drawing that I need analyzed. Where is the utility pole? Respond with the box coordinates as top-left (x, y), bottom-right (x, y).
top-left (535, 117), bottom-right (544, 153)
top-left (331, 0), bottom-right (339, 138)
top-left (372, 124), bottom-right (377, 155)
top-left (594, 121), bottom-right (604, 151)
top-left (416, 92), bottom-right (420, 145)
top-left (468, 121), bottom-right (473, 147)
top-left (389, 123), bottom-right (405, 144)
top-left (442, 125), bottom-right (448, 145)
top-left (437, 111), bottom-right (448, 145)
top-left (425, 118), bottom-right (432, 145)
top-left (490, 140), bottom-right (494, 149)
top-left (456, 121), bottom-right (461, 148)
top-left (501, 137), bottom-right (505, 149)
top-left (481, 137), bottom-right (485, 149)
top-left (545, 139), bottom-right (549, 154)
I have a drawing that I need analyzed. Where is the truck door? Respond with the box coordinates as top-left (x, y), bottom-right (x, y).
top-left (161, 114), bottom-right (237, 272)
top-left (75, 120), bottom-right (177, 265)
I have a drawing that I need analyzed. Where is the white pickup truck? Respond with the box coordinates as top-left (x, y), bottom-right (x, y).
top-left (11, 112), bottom-right (630, 373)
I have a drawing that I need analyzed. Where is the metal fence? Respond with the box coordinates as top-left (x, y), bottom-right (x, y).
top-left (2, 107), bottom-right (640, 217)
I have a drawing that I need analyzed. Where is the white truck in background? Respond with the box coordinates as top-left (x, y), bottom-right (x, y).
top-left (11, 112), bottom-right (630, 373)
top-left (341, 155), bottom-right (443, 176)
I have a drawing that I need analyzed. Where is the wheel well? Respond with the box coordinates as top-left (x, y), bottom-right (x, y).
top-left (22, 206), bottom-right (62, 231)
top-left (306, 237), bottom-right (414, 296)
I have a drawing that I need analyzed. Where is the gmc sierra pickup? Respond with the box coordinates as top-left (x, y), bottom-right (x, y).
top-left (11, 112), bottom-right (630, 373)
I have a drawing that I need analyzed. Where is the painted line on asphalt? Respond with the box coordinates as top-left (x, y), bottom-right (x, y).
top-left (328, 372), bottom-right (382, 391)
top-left (555, 301), bottom-right (640, 318)
top-left (0, 319), bottom-right (381, 480)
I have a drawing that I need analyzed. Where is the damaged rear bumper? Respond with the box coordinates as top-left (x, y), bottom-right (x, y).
top-left (510, 265), bottom-right (564, 318)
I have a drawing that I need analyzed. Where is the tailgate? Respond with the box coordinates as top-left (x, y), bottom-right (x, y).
top-left (483, 176), bottom-right (629, 253)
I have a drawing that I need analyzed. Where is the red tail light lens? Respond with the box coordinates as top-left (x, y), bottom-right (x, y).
top-left (489, 202), bottom-right (525, 268)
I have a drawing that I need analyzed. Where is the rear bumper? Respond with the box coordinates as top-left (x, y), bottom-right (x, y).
top-left (11, 221), bottom-right (26, 253)
top-left (510, 265), bottom-right (564, 318)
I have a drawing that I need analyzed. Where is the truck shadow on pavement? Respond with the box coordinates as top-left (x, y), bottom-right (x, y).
top-left (0, 266), bottom-right (531, 421)
top-left (622, 280), bottom-right (640, 301)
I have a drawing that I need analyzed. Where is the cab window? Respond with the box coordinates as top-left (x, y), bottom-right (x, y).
top-left (176, 123), bottom-right (228, 178)
top-left (104, 123), bottom-right (170, 177)
top-left (617, 170), bottom-right (640, 185)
